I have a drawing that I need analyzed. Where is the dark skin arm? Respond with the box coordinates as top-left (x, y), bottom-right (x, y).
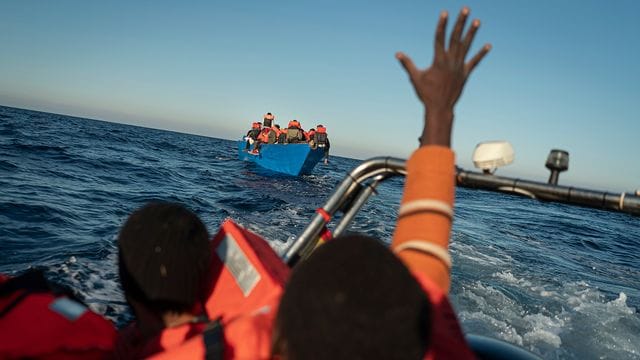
top-left (396, 7), bottom-right (491, 147)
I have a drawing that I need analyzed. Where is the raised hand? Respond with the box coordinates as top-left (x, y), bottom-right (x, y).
top-left (396, 7), bottom-right (491, 147)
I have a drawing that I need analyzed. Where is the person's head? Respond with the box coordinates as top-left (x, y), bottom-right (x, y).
top-left (273, 235), bottom-right (431, 359)
top-left (118, 202), bottom-right (211, 317)
top-left (274, 124), bottom-right (281, 130)
top-left (252, 122), bottom-right (261, 130)
top-left (309, 128), bottom-right (315, 132)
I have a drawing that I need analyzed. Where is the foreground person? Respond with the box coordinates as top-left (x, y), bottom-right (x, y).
top-left (113, 203), bottom-right (213, 358)
top-left (273, 7), bottom-right (490, 359)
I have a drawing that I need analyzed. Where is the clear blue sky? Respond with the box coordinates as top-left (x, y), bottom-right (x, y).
top-left (1, 0), bottom-right (638, 191)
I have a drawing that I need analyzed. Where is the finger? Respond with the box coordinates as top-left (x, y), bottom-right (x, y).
top-left (434, 11), bottom-right (448, 64)
top-left (396, 52), bottom-right (420, 80)
top-left (464, 44), bottom-right (491, 77)
top-left (449, 7), bottom-right (470, 55)
top-left (461, 19), bottom-right (480, 59)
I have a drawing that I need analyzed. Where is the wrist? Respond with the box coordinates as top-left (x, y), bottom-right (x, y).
top-left (421, 108), bottom-right (454, 147)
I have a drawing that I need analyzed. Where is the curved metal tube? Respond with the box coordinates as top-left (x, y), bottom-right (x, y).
top-left (283, 157), bottom-right (406, 265)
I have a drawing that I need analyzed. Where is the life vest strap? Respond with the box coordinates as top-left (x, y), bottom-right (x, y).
top-left (203, 318), bottom-right (224, 360)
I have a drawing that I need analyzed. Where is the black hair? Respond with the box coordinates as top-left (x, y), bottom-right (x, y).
top-left (274, 235), bottom-right (431, 359)
top-left (118, 202), bottom-right (211, 315)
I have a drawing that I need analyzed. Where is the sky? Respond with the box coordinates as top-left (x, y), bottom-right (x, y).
top-left (1, 0), bottom-right (639, 192)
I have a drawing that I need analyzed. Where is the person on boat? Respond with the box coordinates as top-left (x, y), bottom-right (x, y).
top-left (277, 126), bottom-right (288, 144)
top-left (245, 122), bottom-right (262, 150)
top-left (113, 202), bottom-right (213, 359)
top-left (305, 128), bottom-right (316, 143)
top-left (285, 120), bottom-right (305, 143)
top-left (313, 124), bottom-right (330, 164)
top-left (273, 7), bottom-right (491, 359)
top-left (263, 112), bottom-right (275, 127)
top-left (246, 121), bottom-right (261, 140)
top-left (273, 124), bottom-right (284, 143)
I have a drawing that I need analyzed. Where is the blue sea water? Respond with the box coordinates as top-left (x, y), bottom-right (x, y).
top-left (1, 105), bottom-right (639, 359)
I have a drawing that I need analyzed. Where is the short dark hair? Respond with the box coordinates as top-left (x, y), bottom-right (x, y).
top-left (274, 235), bottom-right (431, 359)
top-left (118, 202), bottom-right (211, 314)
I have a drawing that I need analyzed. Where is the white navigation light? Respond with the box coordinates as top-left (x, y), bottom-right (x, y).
top-left (472, 141), bottom-right (514, 174)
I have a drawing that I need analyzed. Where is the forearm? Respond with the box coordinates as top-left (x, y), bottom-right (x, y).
top-left (391, 144), bottom-right (455, 293)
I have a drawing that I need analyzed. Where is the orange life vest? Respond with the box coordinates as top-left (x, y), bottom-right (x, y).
top-left (0, 271), bottom-right (116, 359)
top-left (287, 120), bottom-right (301, 129)
top-left (316, 126), bottom-right (327, 134)
top-left (305, 130), bottom-right (316, 142)
top-left (257, 128), bottom-right (274, 143)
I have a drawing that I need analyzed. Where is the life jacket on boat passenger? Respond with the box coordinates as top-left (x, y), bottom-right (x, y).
top-left (0, 270), bottom-right (116, 359)
top-left (305, 129), bottom-right (316, 142)
top-left (257, 127), bottom-right (276, 144)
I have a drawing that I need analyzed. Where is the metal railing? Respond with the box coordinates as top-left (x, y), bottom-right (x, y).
top-left (283, 157), bottom-right (640, 266)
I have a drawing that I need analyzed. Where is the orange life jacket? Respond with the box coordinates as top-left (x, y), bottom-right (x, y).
top-left (316, 126), bottom-right (327, 134)
top-left (305, 130), bottom-right (316, 142)
top-left (0, 270), bottom-right (116, 359)
top-left (287, 120), bottom-right (301, 129)
top-left (258, 128), bottom-right (274, 143)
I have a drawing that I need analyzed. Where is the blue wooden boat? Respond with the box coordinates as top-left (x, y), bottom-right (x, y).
top-left (237, 140), bottom-right (325, 176)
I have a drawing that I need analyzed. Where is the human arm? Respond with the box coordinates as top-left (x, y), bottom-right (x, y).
top-left (391, 7), bottom-right (490, 293)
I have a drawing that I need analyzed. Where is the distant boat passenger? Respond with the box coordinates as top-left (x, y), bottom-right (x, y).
top-left (245, 122), bottom-right (262, 150)
top-left (314, 124), bottom-right (330, 164)
top-left (305, 128), bottom-right (316, 143)
top-left (263, 112), bottom-right (275, 127)
top-left (286, 120), bottom-right (305, 144)
top-left (277, 126), bottom-right (288, 144)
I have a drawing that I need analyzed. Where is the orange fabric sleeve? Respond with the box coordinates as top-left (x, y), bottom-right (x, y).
top-left (391, 146), bottom-right (455, 293)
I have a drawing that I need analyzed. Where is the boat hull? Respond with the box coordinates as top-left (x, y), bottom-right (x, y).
top-left (237, 140), bottom-right (325, 176)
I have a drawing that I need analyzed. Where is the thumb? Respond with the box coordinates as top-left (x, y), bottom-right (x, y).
top-left (396, 52), bottom-right (419, 80)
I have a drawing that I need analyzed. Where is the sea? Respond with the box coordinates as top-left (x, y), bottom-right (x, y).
top-left (1, 105), bottom-right (639, 359)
